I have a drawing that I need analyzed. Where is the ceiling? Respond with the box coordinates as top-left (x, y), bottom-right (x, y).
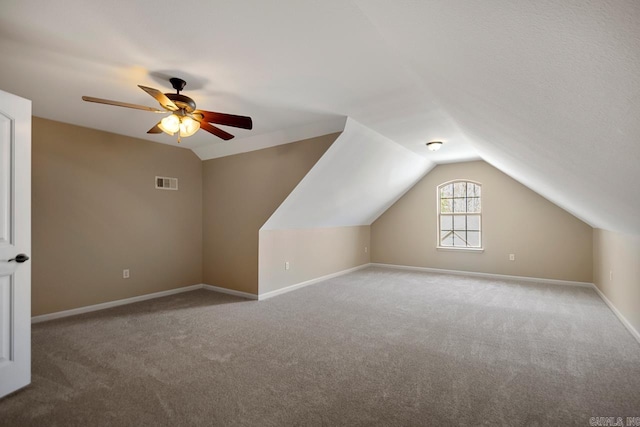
top-left (1, 0), bottom-right (639, 234)
top-left (262, 118), bottom-right (432, 230)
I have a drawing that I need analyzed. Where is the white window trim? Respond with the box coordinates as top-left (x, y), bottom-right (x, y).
top-left (436, 246), bottom-right (485, 253)
top-left (436, 179), bottom-right (483, 251)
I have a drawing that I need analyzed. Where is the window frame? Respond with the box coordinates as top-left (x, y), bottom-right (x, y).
top-left (436, 179), bottom-right (483, 251)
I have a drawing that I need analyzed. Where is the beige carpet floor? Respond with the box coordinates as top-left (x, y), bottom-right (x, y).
top-left (1, 266), bottom-right (639, 426)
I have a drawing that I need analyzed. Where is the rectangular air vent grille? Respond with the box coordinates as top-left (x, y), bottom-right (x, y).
top-left (155, 176), bottom-right (178, 190)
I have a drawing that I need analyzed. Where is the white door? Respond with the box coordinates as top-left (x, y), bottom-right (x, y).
top-left (0, 89), bottom-right (31, 399)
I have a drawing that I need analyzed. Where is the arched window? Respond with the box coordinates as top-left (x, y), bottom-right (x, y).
top-left (437, 180), bottom-right (482, 249)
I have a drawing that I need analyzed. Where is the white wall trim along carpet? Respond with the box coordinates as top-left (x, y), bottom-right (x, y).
top-left (371, 263), bottom-right (593, 287)
top-left (31, 284), bottom-right (204, 324)
top-left (201, 284), bottom-right (259, 300)
top-left (590, 283), bottom-right (640, 344)
top-left (258, 263), bottom-right (370, 300)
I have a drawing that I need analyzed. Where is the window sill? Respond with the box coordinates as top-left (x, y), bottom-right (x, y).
top-left (437, 247), bottom-right (484, 253)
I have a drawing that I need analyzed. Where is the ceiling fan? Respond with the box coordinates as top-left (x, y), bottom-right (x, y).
top-left (82, 77), bottom-right (252, 142)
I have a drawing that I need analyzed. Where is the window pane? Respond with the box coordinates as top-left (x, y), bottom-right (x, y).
top-left (468, 183), bottom-right (481, 197)
top-left (453, 182), bottom-right (467, 197)
top-left (441, 232), bottom-right (453, 246)
top-left (452, 232), bottom-right (466, 247)
top-left (453, 198), bottom-right (466, 213)
top-left (440, 215), bottom-right (453, 231)
top-left (440, 184), bottom-right (453, 198)
top-left (467, 197), bottom-right (481, 213)
top-left (467, 183), bottom-right (475, 196)
top-left (467, 231), bottom-right (481, 247)
top-left (453, 215), bottom-right (466, 230)
top-left (467, 215), bottom-right (480, 231)
top-left (440, 198), bottom-right (453, 213)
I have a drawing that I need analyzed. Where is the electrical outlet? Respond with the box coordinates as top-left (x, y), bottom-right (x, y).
top-left (285, 262), bottom-right (290, 271)
top-left (610, 270), bottom-right (613, 281)
top-left (123, 269), bottom-right (130, 279)
top-left (364, 246), bottom-right (368, 253)
top-left (509, 254), bottom-right (515, 261)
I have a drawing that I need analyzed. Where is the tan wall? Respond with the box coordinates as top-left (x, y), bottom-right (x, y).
top-left (202, 134), bottom-right (338, 294)
top-left (371, 160), bottom-right (593, 282)
top-left (259, 226), bottom-right (370, 295)
top-left (32, 117), bottom-right (203, 316)
top-left (593, 229), bottom-right (640, 336)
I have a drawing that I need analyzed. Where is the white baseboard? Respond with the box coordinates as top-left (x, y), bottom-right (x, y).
top-left (31, 284), bottom-right (204, 324)
top-left (32, 282), bottom-right (259, 323)
top-left (202, 284), bottom-right (258, 300)
top-left (591, 284), bottom-right (640, 345)
top-left (31, 265), bottom-right (363, 323)
top-left (371, 263), bottom-right (593, 288)
top-left (258, 263), bottom-right (370, 300)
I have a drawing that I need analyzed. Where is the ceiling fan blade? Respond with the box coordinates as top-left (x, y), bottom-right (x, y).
top-left (198, 121), bottom-right (234, 140)
top-left (82, 96), bottom-right (165, 113)
top-left (138, 85), bottom-right (179, 111)
top-left (194, 110), bottom-right (253, 129)
top-left (147, 122), bottom-right (164, 134)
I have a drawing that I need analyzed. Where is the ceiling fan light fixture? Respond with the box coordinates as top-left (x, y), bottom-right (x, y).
top-left (426, 141), bottom-right (443, 151)
top-left (179, 116), bottom-right (200, 137)
top-left (159, 114), bottom-right (180, 134)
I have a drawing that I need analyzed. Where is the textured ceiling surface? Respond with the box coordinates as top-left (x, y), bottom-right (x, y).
top-left (1, 0), bottom-right (638, 233)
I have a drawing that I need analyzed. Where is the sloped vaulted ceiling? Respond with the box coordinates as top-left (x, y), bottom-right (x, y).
top-left (353, 0), bottom-right (640, 234)
top-left (262, 118), bottom-right (432, 230)
top-left (1, 1), bottom-right (638, 234)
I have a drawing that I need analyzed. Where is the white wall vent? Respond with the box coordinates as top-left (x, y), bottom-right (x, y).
top-left (155, 176), bottom-right (178, 190)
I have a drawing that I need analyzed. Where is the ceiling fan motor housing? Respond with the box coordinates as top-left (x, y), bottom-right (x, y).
top-left (165, 93), bottom-right (196, 112)
top-left (166, 78), bottom-right (195, 112)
